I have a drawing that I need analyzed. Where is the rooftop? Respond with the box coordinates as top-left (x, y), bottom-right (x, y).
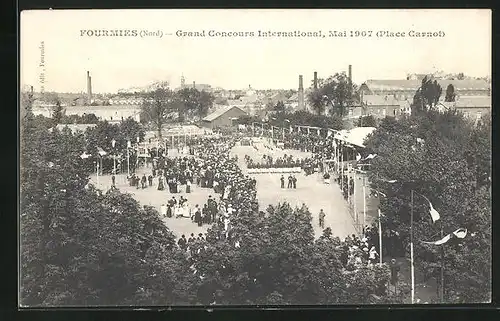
top-left (363, 79), bottom-right (490, 92)
top-left (203, 106), bottom-right (246, 122)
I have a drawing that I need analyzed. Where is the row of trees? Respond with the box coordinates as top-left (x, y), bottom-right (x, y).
top-left (140, 83), bottom-right (215, 139)
top-left (363, 107), bottom-right (491, 303)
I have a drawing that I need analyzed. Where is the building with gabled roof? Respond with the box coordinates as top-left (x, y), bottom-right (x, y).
top-left (201, 106), bottom-right (248, 129)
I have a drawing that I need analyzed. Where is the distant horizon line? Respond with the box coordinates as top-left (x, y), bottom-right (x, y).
top-left (22, 72), bottom-right (491, 95)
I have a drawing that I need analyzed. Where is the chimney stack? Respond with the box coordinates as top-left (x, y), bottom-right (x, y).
top-left (86, 71), bottom-right (93, 105)
top-left (193, 81), bottom-right (196, 89)
top-left (313, 71), bottom-right (318, 89)
top-left (298, 75), bottom-right (304, 110)
top-left (348, 65), bottom-right (352, 84)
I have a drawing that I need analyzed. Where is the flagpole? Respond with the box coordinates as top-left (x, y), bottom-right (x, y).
top-left (378, 208), bottom-right (383, 264)
top-left (363, 176), bottom-right (367, 235)
top-left (96, 159), bottom-right (99, 186)
top-left (127, 145), bottom-right (130, 177)
top-left (410, 189), bottom-right (415, 304)
top-left (440, 222), bottom-right (445, 303)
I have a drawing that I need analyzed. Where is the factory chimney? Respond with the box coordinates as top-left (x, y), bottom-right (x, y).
top-left (313, 71), bottom-right (318, 89)
top-left (298, 75), bottom-right (305, 111)
top-left (348, 65), bottom-right (352, 85)
top-left (86, 71), bottom-right (93, 105)
top-left (193, 81), bottom-right (196, 89)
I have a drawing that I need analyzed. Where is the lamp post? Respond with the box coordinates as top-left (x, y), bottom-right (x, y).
top-left (127, 140), bottom-right (131, 177)
top-left (111, 139), bottom-right (116, 175)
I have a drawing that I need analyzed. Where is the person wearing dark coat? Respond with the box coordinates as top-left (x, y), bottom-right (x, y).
top-left (141, 174), bottom-right (147, 189)
top-left (202, 204), bottom-right (210, 224)
top-left (292, 175), bottom-right (297, 189)
top-left (178, 235), bottom-right (187, 250)
top-left (287, 175), bottom-right (293, 188)
top-left (148, 175), bottom-right (153, 186)
top-left (280, 175), bottom-right (285, 188)
top-left (194, 206), bottom-right (202, 227)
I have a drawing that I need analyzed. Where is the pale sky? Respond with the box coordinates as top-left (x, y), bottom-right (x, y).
top-left (21, 9), bottom-right (491, 93)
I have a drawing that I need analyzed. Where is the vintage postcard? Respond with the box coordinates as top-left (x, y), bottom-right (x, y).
top-left (20, 9), bottom-right (491, 307)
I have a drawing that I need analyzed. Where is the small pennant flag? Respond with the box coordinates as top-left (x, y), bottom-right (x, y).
top-left (452, 228), bottom-right (467, 239)
top-left (365, 154), bottom-right (377, 160)
top-left (97, 147), bottom-right (107, 156)
top-left (356, 153), bottom-right (362, 161)
top-left (80, 152), bottom-right (91, 159)
top-left (422, 228), bottom-right (467, 245)
top-left (422, 234), bottom-right (451, 245)
top-left (419, 194), bottom-right (441, 223)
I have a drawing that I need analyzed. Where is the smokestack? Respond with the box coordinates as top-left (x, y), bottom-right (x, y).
top-left (348, 65), bottom-right (352, 84)
top-left (298, 75), bottom-right (304, 111)
top-left (86, 71), bottom-right (92, 105)
top-left (193, 81), bottom-right (196, 89)
top-left (30, 86), bottom-right (34, 94)
top-left (313, 72), bottom-right (318, 89)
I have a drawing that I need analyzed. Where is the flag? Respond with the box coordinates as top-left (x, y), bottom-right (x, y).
top-left (356, 153), bottom-right (362, 161)
top-left (327, 130), bottom-right (332, 137)
top-left (365, 154), bottom-right (377, 160)
top-left (422, 228), bottom-right (467, 245)
top-left (419, 194), bottom-right (441, 223)
top-left (80, 152), bottom-right (91, 159)
top-left (422, 234), bottom-right (451, 245)
top-left (452, 228), bottom-right (467, 239)
top-left (97, 146), bottom-right (107, 156)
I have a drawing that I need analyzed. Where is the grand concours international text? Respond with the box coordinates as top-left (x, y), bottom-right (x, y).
top-left (80, 29), bottom-right (139, 37)
top-left (175, 30), bottom-right (325, 38)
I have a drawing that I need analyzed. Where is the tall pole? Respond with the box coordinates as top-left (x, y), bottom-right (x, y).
top-left (353, 167), bottom-right (357, 229)
top-left (378, 208), bottom-right (383, 264)
top-left (363, 176), bottom-right (367, 235)
top-left (96, 159), bottom-right (99, 186)
top-left (410, 189), bottom-right (415, 304)
top-left (252, 122), bottom-right (255, 137)
top-left (127, 145), bottom-right (130, 177)
top-left (440, 223), bottom-right (445, 303)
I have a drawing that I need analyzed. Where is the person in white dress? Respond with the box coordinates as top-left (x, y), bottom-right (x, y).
top-left (175, 205), bottom-right (183, 218)
top-left (160, 204), bottom-right (167, 218)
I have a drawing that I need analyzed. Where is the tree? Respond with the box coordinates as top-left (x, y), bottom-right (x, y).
top-left (445, 84), bottom-right (456, 102)
top-left (363, 109), bottom-right (491, 303)
top-left (307, 73), bottom-right (358, 117)
top-left (412, 76), bottom-right (443, 112)
top-left (274, 101), bottom-right (285, 113)
top-left (357, 115), bottom-right (377, 127)
top-left (176, 88), bottom-right (215, 120)
top-left (52, 100), bottom-right (64, 125)
top-left (141, 84), bottom-right (176, 138)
